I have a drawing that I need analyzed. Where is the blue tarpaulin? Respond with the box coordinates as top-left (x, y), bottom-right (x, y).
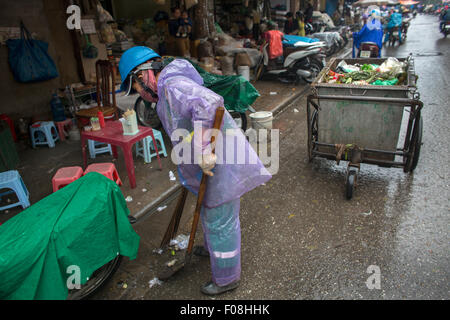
top-left (282, 35), bottom-right (320, 47)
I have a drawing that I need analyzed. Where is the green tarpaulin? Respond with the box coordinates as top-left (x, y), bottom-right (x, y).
top-left (164, 57), bottom-right (260, 113)
top-left (0, 172), bottom-right (140, 300)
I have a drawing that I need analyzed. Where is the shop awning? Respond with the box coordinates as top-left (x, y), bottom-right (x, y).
top-left (353, 0), bottom-right (400, 7)
top-left (399, 0), bottom-right (420, 5)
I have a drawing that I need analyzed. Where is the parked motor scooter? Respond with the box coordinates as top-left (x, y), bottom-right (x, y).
top-left (326, 25), bottom-right (351, 47)
top-left (401, 19), bottom-right (411, 41)
top-left (310, 31), bottom-right (344, 56)
top-left (388, 26), bottom-right (402, 46)
top-left (357, 42), bottom-right (380, 58)
top-left (255, 40), bottom-right (327, 84)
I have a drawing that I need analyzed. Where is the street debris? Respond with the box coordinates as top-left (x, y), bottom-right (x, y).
top-left (293, 108), bottom-right (299, 113)
top-left (167, 259), bottom-right (177, 267)
top-left (169, 171), bottom-right (176, 181)
top-left (125, 196), bottom-right (133, 202)
top-left (153, 248), bottom-right (163, 255)
top-left (269, 92), bottom-right (277, 95)
top-left (361, 210), bottom-right (373, 216)
top-left (157, 205), bottom-right (167, 212)
top-left (142, 188), bottom-right (148, 192)
top-left (170, 234), bottom-right (189, 250)
top-left (149, 278), bottom-right (163, 288)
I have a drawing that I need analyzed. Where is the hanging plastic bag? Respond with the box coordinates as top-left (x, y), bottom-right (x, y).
top-left (6, 22), bottom-right (58, 83)
top-left (82, 34), bottom-right (98, 59)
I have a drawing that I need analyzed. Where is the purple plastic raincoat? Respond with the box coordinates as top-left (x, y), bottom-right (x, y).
top-left (156, 59), bottom-right (271, 286)
top-left (156, 59), bottom-right (271, 208)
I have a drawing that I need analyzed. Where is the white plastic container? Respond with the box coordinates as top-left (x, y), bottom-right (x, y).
top-left (249, 111), bottom-right (273, 130)
top-left (237, 66), bottom-right (250, 81)
top-left (249, 111), bottom-right (273, 142)
top-left (120, 112), bottom-right (139, 135)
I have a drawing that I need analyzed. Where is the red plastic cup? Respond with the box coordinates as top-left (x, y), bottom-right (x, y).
top-left (97, 111), bottom-right (105, 128)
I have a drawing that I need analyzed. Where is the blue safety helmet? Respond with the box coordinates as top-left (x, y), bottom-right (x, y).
top-left (118, 46), bottom-right (161, 93)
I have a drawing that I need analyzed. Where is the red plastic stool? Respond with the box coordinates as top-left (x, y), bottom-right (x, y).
top-left (55, 118), bottom-right (73, 141)
top-left (84, 163), bottom-right (122, 186)
top-left (52, 166), bottom-right (84, 192)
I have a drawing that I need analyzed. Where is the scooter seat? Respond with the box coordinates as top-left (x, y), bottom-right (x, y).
top-left (293, 41), bottom-right (318, 47)
top-left (360, 41), bottom-right (378, 46)
top-left (294, 41), bottom-right (327, 48)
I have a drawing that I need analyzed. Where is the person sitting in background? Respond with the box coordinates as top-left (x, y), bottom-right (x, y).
top-left (168, 7), bottom-right (190, 57)
top-left (167, 7), bottom-right (181, 55)
top-left (296, 11), bottom-right (306, 37)
top-left (177, 10), bottom-right (193, 38)
top-left (264, 21), bottom-right (285, 62)
top-left (304, 1), bottom-right (314, 23)
top-left (284, 12), bottom-right (299, 35)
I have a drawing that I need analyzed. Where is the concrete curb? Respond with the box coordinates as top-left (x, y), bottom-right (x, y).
top-left (270, 85), bottom-right (310, 117)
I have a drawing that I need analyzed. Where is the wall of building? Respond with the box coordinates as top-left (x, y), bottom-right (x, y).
top-left (0, 0), bottom-right (80, 121)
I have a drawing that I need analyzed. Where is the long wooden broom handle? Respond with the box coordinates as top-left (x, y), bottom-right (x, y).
top-left (186, 106), bottom-right (225, 256)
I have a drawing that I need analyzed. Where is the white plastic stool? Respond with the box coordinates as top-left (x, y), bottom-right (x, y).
top-left (0, 170), bottom-right (30, 211)
top-left (88, 140), bottom-right (113, 159)
top-left (135, 129), bottom-right (167, 163)
top-left (30, 121), bottom-right (59, 148)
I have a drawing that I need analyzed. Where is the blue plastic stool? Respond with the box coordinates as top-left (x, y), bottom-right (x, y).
top-left (135, 129), bottom-right (167, 163)
top-left (30, 121), bottom-right (59, 148)
top-left (0, 170), bottom-right (30, 211)
top-left (88, 140), bottom-right (113, 159)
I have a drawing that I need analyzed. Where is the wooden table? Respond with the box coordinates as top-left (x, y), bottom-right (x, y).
top-left (81, 121), bottom-right (162, 189)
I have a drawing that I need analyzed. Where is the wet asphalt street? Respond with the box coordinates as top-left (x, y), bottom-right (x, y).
top-left (94, 14), bottom-right (449, 300)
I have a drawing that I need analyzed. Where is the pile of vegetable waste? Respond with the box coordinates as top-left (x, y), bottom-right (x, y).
top-left (323, 57), bottom-right (408, 86)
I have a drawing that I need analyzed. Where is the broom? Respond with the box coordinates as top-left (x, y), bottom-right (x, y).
top-left (158, 106), bottom-right (225, 280)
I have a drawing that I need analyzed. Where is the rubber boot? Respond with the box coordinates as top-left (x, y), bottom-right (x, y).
top-left (201, 280), bottom-right (240, 296)
top-left (193, 245), bottom-right (210, 257)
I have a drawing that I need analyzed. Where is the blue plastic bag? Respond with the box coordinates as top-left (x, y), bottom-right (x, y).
top-left (6, 22), bottom-right (58, 83)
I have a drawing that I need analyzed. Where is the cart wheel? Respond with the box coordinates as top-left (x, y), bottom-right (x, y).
top-left (345, 169), bottom-right (357, 200)
top-left (308, 110), bottom-right (318, 162)
top-left (406, 115), bottom-right (423, 172)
